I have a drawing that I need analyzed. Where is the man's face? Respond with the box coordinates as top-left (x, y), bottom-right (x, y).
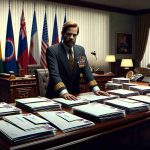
top-left (63, 27), bottom-right (78, 48)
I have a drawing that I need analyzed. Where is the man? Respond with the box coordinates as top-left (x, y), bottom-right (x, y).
top-left (46, 21), bottom-right (109, 100)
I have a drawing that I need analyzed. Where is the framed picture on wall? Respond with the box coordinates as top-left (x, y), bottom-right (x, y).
top-left (116, 33), bottom-right (132, 54)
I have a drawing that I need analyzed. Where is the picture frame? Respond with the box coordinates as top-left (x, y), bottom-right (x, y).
top-left (116, 33), bottom-right (132, 54)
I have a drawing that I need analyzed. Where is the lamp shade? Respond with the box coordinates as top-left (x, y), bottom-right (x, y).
top-left (105, 55), bottom-right (116, 62)
top-left (121, 59), bottom-right (133, 69)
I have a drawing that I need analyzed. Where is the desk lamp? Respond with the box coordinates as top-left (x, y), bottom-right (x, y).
top-left (105, 55), bottom-right (116, 72)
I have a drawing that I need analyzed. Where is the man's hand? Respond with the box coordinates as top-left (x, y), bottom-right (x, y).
top-left (61, 93), bottom-right (77, 100)
top-left (94, 90), bottom-right (110, 96)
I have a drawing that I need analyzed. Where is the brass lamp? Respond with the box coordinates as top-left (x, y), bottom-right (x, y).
top-left (120, 59), bottom-right (133, 69)
top-left (105, 55), bottom-right (116, 72)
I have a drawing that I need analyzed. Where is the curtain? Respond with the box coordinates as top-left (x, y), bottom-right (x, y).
top-left (0, 0), bottom-right (110, 71)
top-left (135, 14), bottom-right (150, 67)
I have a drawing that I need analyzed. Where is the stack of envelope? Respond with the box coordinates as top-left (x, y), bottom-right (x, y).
top-left (105, 98), bottom-right (150, 114)
top-left (16, 97), bottom-right (61, 112)
top-left (0, 114), bottom-right (55, 144)
top-left (107, 89), bottom-right (139, 98)
top-left (52, 97), bottom-right (88, 107)
top-left (129, 85), bottom-right (150, 95)
top-left (0, 102), bottom-right (21, 117)
top-left (72, 103), bottom-right (125, 122)
top-left (38, 111), bottom-right (95, 133)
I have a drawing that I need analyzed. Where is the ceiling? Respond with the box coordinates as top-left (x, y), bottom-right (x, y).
top-left (80, 0), bottom-right (150, 11)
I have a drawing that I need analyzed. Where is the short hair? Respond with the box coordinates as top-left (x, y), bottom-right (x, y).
top-left (62, 21), bottom-right (79, 35)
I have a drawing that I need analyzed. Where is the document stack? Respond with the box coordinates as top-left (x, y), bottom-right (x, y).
top-left (122, 83), bottom-right (137, 90)
top-left (105, 82), bottom-right (122, 90)
top-left (73, 103), bottom-right (125, 122)
top-left (52, 97), bottom-right (88, 107)
top-left (128, 95), bottom-right (150, 104)
top-left (0, 102), bottom-right (21, 117)
top-left (16, 97), bottom-right (61, 112)
top-left (38, 111), bottom-right (95, 133)
top-left (0, 114), bottom-right (55, 144)
top-left (112, 77), bottom-right (130, 84)
top-left (129, 85), bottom-right (150, 95)
top-left (78, 94), bottom-right (118, 103)
top-left (107, 89), bottom-right (139, 98)
top-left (105, 98), bottom-right (149, 114)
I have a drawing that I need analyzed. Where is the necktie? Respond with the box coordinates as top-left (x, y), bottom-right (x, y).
top-left (69, 48), bottom-right (74, 69)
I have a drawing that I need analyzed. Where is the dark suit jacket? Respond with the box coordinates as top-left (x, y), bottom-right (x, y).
top-left (45, 42), bottom-right (97, 98)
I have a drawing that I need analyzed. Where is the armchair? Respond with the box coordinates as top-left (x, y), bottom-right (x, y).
top-left (35, 69), bottom-right (49, 97)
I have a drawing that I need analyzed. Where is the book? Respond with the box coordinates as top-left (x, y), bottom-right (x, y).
top-left (0, 102), bottom-right (21, 117)
top-left (105, 98), bottom-right (150, 114)
top-left (107, 89), bottom-right (139, 98)
top-left (15, 97), bottom-right (61, 112)
top-left (73, 103), bottom-right (125, 122)
top-left (38, 111), bottom-right (95, 133)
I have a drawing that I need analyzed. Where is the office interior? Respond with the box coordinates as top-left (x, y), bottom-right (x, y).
top-left (0, 0), bottom-right (150, 150)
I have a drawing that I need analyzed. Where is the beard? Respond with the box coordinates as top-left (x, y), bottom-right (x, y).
top-left (65, 39), bottom-right (75, 48)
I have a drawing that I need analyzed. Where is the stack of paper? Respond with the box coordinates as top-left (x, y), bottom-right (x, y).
top-left (38, 111), bottom-right (95, 133)
top-left (73, 103), bottom-right (125, 122)
top-left (0, 114), bottom-right (55, 144)
top-left (78, 94), bottom-right (118, 103)
top-left (107, 89), bottom-right (139, 98)
top-left (0, 102), bottom-right (21, 117)
top-left (16, 97), bottom-right (61, 112)
top-left (129, 86), bottom-right (150, 95)
top-left (105, 82), bottom-right (122, 90)
top-left (128, 95), bottom-right (150, 104)
top-left (105, 98), bottom-right (149, 114)
top-left (122, 83), bottom-right (137, 90)
top-left (112, 77), bottom-right (130, 84)
top-left (52, 98), bottom-right (88, 107)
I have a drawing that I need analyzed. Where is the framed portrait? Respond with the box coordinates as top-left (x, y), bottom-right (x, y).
top-left (116, 33), bottom-right (132, 54)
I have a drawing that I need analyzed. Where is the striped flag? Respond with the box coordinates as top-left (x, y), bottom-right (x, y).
top-left (29, 10), bottom-right (40, 65)
top-left (52, 13), bottom-right (59, 45)
top-left (5, 8), bottom-right (18, 74)
top-left (17, 9), bottom-right (28, 74)
top-left (0, 41), bottom-right (3, 73)
top-left (40, 11), bottom-right (49, 69)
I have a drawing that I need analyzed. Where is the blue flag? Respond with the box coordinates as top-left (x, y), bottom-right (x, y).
top-left (52, 13), bottom-right (59, 45)
top-left (5, 8), bottom-right (18, 74)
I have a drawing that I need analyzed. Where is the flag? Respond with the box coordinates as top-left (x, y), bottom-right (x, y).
top-left (40, 11), bottom-right (49, 69)
top-left (17, 9), bottom-right (28, 74)
top-left (5, 8), bottom-right (18, 74)
top-left (61, 11), bottom-right (67, 41)
top-left (29, 10), bottom-right (40, 65)
top-left (0, 42), bottom-right (3, 73)
top-left (52, 13), bottom-right (59, 45)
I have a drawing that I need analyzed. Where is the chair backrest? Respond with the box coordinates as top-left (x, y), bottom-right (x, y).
top-left (35, 69), bottom-right (49, 97)
top-left (27, 65), bottom-right (41, 75)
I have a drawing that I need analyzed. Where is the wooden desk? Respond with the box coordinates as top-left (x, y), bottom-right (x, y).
top-left (1, 97), bottom-right (150, 149)
top-left (80, 73), bottom-right (115, 92)
top-left (0, 76), bottom-right (37, 103)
